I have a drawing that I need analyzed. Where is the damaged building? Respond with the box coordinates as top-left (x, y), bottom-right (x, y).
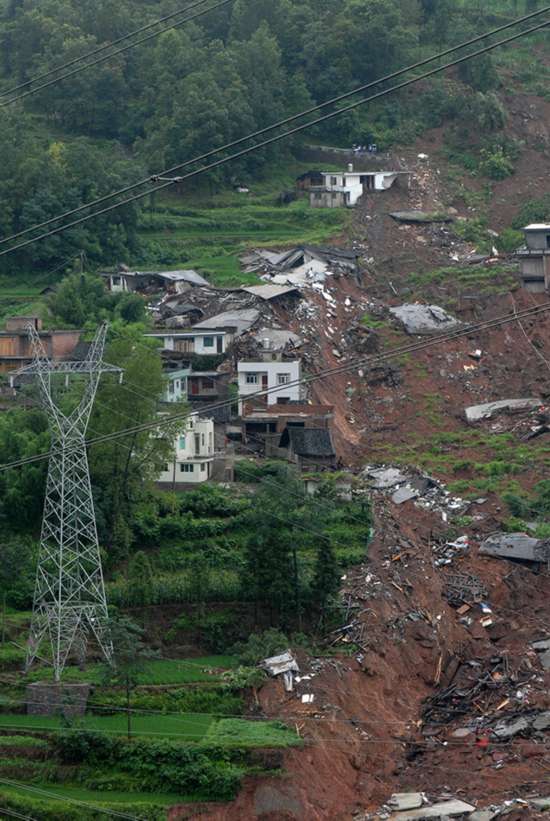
top-left (307, 163), bottom-right (410, 208)
top-left (516, 223), bottom-right (550, 292)
top-left (240, 244), bottom-right (359, 285)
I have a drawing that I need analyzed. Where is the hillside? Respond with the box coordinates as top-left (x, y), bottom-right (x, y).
top-left (0, 1), bottom-right (549, 819)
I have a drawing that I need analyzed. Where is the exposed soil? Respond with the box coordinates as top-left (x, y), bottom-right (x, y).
top-left (170, 93), bottom-right (550, 821)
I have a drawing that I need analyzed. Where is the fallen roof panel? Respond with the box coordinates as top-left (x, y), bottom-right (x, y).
top-left (241, 284), bottom-right (301, 300)
top-left (479, 532), bottom-right (546, 562)
top-left (465, 398), bottom-right (542, 423)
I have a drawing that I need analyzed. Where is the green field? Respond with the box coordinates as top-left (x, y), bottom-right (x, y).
top-left (0, 781), bottom-right (188, 805)
top-left (21, 655), bottom-right (237, 686)
top-left (0, 710), bottom-right (213, 740)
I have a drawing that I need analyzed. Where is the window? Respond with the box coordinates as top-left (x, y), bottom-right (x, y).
top-left (208, 432), bottom-right (213, 453)
top-left (162, 463), bottom-right (169, 472)
top-left (112, 276), bottom-right (121, 285)
top-left (168, 381), bottom-right (175, 394)
top-left (201, 463), bottom-right (206, 471)
top-left (178, 435), bottom-right (186, 449)
top-left (203, 336), bottom-right (214, 348)
top-left (277, 373), bottom-right (291, 385)
top-left (201, 433), bottom-right (205, 446)
top-left (180, 463), bottom-right (194, 473)
top-left (201, 377), bottom-right (214, 390)
top-left (330, 176), bottom-right (337, 186)
top-left (245, 373), bottom-right (258, 384)
top-left (194, 433), bottom-right (200, 455)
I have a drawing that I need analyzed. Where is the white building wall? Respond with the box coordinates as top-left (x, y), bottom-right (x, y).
top-left (157, 415), bottom-right (215, 484)
top-left (145, 332), bottom-right (227, 353)
top-left (237, 360), bottom-right (301, 414)
top-left (164, 371), bottom-right (189, 402)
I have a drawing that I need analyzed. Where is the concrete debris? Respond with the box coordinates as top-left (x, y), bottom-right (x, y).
top-left (241, 245), bottom-right (359, 286)
top-left (479, 532), bottom-right (549, 563)
top-left (389, 304), bottom-right (461, 335)
top-left (387, 799), bottom-right (476, 820)
top-left (388, 794), bottom-right (424, 811)
top-left (530, 797), bottom-right (550, 810)
top-left (367, 467), bottom-right (408, 489)
top-left (366, 465), bottom-right (468, 521)
top-left (391, 485), bottom-right (420, 505)
top-left (492, 710), bottom-right (550, 738)
top-left (465, 398), bottom-right (543, 423)
top-left (532, 638), bottom-right (550, 670)
top-left (260, 650), bottom-right (299, 692)
top-left (389, 210), bottom-right (454, 224)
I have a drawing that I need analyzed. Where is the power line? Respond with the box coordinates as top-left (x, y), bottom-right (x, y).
top-left (0, 0), bottom-right (233, 109)
top-left (4, 300), bottom-right (550, 473)
top-left (0, 808), bottom-right (37, 821)
top-left (1, 13), bottom-right (548, 255)
top-left (0, 0), bottom-right (220, 99)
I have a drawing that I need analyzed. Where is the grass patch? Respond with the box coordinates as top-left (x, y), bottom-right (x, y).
top-left (203, 718), bottom-right (300, 748)
top-left (0, 734), bottom-right (48, 748)
top-left (0, 781), bottom-right (187, 806)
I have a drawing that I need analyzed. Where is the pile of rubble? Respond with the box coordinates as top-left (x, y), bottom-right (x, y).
top-left (240, 245), bottom-right (360, 286)
top-left (364, 466), bottom-right (470, 521)
top-left (363, 791), bottom-right (550, 820)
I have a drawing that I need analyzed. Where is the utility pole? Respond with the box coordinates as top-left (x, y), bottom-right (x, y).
top-left (10, 322), bottom-right (122, 682)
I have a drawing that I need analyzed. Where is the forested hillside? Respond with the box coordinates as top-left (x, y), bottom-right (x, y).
top-left (0, 0), bottom-right (547, 276)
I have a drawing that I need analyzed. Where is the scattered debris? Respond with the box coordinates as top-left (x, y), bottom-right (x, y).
top-left (444, 573), bottom-right (487, 607)
top-left (465, 398), bottom-right (543, 423)
top-left (389, 304), bottom-right (461, 335)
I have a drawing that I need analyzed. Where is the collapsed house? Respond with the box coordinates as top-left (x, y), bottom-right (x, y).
top-left (240, 245), bottom-right (359, 285)
top-left (100, 267), bottom-right (209, 294)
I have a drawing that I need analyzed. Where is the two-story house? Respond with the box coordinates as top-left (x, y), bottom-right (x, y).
top-left (0, 317), bottom-right (83, 374)
top-left (237, 354), bottom-right (301, 415)
top-left (309, 164), bottom-right (410, 208)
top-left (146, 329), bottom-right (228, 355)
top-left (163, 367), bottom-right (191, 403)
top-left (517, 224), bottom-right (550, 292)
top-left (157, 415), bottom-right (215, 487)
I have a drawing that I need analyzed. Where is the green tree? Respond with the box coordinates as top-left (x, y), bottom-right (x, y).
top-left (88, 326), bottom-right (185, 561)
top-left (102, 614), bottom-right (157, 738)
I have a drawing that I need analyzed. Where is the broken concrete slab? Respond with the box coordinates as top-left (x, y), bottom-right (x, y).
top-left (367, 467), bottom-right (408, 489)
top-left (529, 797), bottom-right (550, 811)
top-left (532, 711), bottom-right (550, 731)
top-left (388, 799), bottom-right (476, 820)
top-left (479, 532), bottom-right (545, 563)
top-left (492, 716), bottom-right (530, 739)
top-left (469, 811), bottom-right (498, 821)
top-left (388, 793), bottom-right (424, 811)
top-left (465, 398), bottom-right (543, 423)
top-left (389, 210), bottom-right (454, 224)
top-left (391, 486), bottom-right (420, 505)
top-left (538, 650), bottom-right (550, 670)
top-left (532, 638), bottom-right (550, 651)
top-left (260, 651), bottom-right (299, 677)
top-left (389, 303), bottom-right (461, 335)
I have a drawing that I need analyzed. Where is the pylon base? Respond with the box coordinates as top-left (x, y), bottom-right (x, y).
top-left (26, 681), bottom-right (90, 718)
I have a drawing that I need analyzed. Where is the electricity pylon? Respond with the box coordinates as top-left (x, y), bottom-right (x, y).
top-left (10, 322), bottom-right (122, 681)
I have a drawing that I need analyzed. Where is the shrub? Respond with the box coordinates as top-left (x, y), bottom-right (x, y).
top-left (479, 146), bottom-right (514, 180)
top-left (232, 629), bottom-right (290, 666)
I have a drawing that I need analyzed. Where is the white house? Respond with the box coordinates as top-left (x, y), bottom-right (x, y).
top-left (157, 415), bottom-right (215, 486)
top-left (146, 330), bottom-right (228, 355)
top-left (163, 367), bottom-right (190, 403)
top-left (310, 164), bottom-right (410, 208)
top-left (237, 358), bottom-right (301, 415)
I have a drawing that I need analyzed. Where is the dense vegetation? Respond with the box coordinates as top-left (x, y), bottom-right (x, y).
top-left (0, 0), bottom-right (546, 274)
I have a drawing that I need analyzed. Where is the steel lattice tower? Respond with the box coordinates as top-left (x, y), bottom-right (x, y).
top-left (11, 322), bottom-right (122, 681)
